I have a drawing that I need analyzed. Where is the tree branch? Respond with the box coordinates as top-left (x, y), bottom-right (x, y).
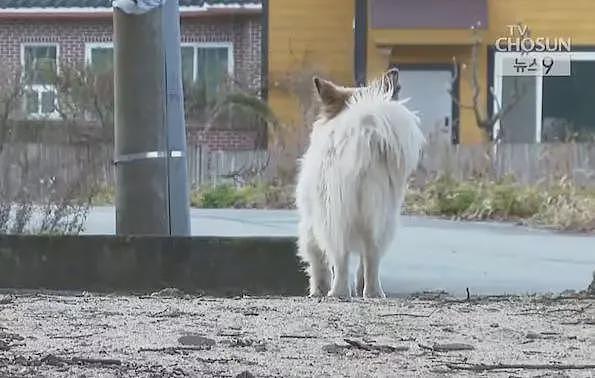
top-left (447, 22), bottom-right (531, 140)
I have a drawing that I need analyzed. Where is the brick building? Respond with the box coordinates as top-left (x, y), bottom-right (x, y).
top-left (0, 0), bottom-right (264, 151)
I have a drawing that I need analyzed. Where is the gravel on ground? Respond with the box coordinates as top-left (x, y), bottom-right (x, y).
top-left (0, 289), bottom-right (594, 377)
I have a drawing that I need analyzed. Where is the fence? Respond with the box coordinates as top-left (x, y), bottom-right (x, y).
top-left (416, 140), bottom-right (595, 186)
top-left (0, 144), bottom-right (271, 197)
top-left (1, 141), bottom-right (594, 199)
top-left (186, 145), bottom-right (270, 187)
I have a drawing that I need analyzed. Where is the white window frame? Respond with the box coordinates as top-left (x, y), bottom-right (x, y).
top-left (85, 42), bottom-right (114, 67)
top-left (181, 41), bottom-right (234, 83)
top-left (20, 42), bottom-right (60, 120)
top-left (493, 51), bottom-right (595, 143)
top-left (85, 41), bottom-right (234, 82)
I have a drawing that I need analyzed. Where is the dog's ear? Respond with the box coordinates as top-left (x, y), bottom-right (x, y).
top-left (382, 67), bottom-right (401, 99)
top-left (313, 76), bottom-right (354, 119)
top-left (313, 76), bottom-right (341, 105)
top-left (383, 67), bottom-right (399, 85)
top-left (313, 76), bottom-right (323, 96)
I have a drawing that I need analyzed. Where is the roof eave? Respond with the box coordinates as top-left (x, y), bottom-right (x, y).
top-left (0, 5), bottom-right (262, 20)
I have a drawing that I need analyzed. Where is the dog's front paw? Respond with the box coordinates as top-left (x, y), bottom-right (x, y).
top-left (309, 282), bottom-right (331, 298)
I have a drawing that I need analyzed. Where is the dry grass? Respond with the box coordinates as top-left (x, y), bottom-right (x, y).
top-left (69, 171), bottom-right (595, 234)
top-left (530, 178), bottom-right (595, 232)
top-left (405, 175), bottom-right (595, 233)
top-left (187, 175), bottom-right (595, 233)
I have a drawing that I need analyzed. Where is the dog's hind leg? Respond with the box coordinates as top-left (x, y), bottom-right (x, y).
top-left (327, 250), bottom-right (351, 298)
top-left (355, 255), bottom-right (364, 296)
top-left (297, 223), bottom-right (331, 297)
top-left (362, 238), bottom-right (386, 299)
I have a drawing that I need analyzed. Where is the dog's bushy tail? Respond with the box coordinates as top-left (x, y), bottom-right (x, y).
top-left (312, 76), bottom-right (425, 257)
top-left (339, 77), bottom-right (426, 180)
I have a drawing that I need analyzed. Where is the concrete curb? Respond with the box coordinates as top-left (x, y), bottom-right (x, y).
top-left (0, 235), bottom-right (307, 296)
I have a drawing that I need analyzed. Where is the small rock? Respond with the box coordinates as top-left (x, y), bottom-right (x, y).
top-left (41, 354), bottom-right (66, 366)
top-left (0, 296), bottom-right (14, 305)
top-left (177, 335), bottom-right (215, 348)
top-left (152, 308), bottom-right (185, 318)
top-left (526, 331), bottom-right (541, 340)
top-left (432, 342), bottom-right (475, 352)
top-left (0, 340), bottom-right (10, 351)
top-left (254, 343), bottom-right (267, 352)
top-left (322, 343), bottom-right (347, 354)
top-left (223, 338), bottom-right (257, 347)
top-left (151, 288), bottom-right (185, 298)
top-left (490, 323), bottom-right (499, 328)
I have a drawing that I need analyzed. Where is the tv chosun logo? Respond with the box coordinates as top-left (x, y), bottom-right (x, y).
top-left (495, 24), bottom-right (572, 77)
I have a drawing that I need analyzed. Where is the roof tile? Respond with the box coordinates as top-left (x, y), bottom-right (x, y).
top-left (0, 0), bottom-right (261, 9)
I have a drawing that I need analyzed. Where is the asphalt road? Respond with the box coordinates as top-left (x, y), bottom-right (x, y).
top-left (82, 207), bottom-right (595, 297)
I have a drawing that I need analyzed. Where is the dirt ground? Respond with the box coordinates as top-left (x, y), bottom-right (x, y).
top-left (0, 289), bottom-right (594, 377)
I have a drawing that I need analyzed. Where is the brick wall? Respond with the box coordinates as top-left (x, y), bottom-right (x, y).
top-left (181, 16), bottom-right (262, 93)
top-left (0, 15), bottom-right (263, 151)
top-left (188, 129), bottom-right (259, 151)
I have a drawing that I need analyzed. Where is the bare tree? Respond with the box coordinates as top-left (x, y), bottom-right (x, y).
top-left (0, 68), bottom-right (22, 154)
top-left (0, 64), bottom-right (107, 235)
top-left (448, 22), bottom-right (529, 141)
top-left (53, 63), bottom-right (115, 141)
top-left (220, 152), bottom-right (272, 187)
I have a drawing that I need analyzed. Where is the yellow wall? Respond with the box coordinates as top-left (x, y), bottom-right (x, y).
top-left (267, 0), bottom-right (355, 128)
top-left (487, 0), bottom-right (595, 44)
top-left (367, 0), bottom-right (595, 144)
top-left (388, 46), bottom-right (485, 145)
top-left (269, 0), bottom-right (595, 144)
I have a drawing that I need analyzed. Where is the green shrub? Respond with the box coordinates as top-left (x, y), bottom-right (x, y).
top-left (195, 184), bottom-right (241, 208)
top-left (436, 181), bottom-right (478, 216)
top-left (190, 182), bottom-right (296, 209)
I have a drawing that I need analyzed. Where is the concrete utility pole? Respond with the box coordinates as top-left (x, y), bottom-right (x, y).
top-left (113, 0), bottom-right (191, 235)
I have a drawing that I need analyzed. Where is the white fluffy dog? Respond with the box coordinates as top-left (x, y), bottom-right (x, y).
top-left (295, 69), bottom-right (425, 299)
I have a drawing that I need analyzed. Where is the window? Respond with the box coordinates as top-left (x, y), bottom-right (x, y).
top-left (83, 41), bottom-right (233, 121)
top-left (84, 43), bottom-right (115, 122)
top-left (494, 51), bottom-right (595, 142)
top-left (541, 60), bottom-right (595, 142)
top-left (86, 43), bottom-right (114, 76)
top-left (85, 41), bottom-right (233, 99)
top-left (21, 44), bottom-right (59, 118)
top-left (181, 43), bottom-right (234, 103)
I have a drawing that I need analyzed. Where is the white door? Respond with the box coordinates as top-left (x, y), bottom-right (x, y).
top-left (396, 68), bottom-right (455, 145)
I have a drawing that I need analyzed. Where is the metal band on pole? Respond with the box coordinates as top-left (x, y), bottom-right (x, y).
top-left (113, 150), bottom-right (185, 164)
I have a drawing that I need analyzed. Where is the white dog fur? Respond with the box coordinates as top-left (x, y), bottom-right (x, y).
top-left (295, 69), bottom-right (425, 298)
